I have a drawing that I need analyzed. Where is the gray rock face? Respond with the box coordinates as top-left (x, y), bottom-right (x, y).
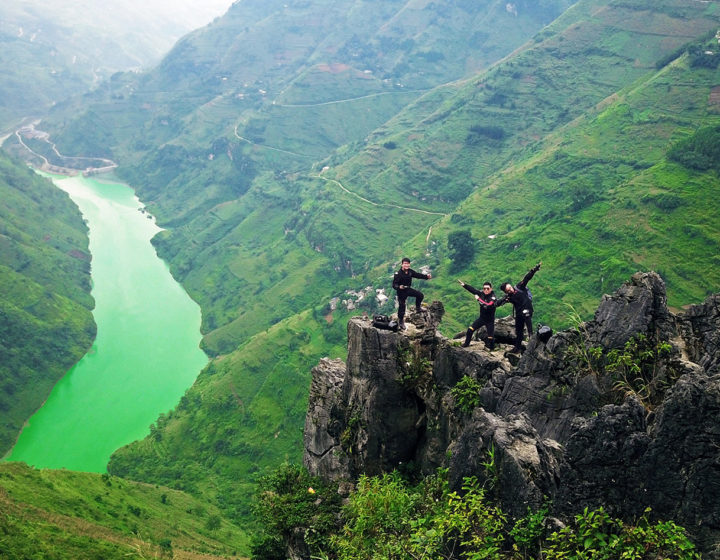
top-left (303, 273), bottom-right (720, 551)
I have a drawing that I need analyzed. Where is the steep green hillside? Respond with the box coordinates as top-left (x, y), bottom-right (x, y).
top-left (308, 0), bottom-right (720, 329)
top-left (0, 4), bottom-right (574, 542)
top-left (108, 0), bottom-right (720, 544)
top-left (0, 461), bottom-right (247, 558)
top-left (4, 0), bottom-right (718, 555)
top-left (40, 0), bottom-right (575, 181)
top-left (0, 154), bottom-right (95, 456)
top-left (144, 0), bottom-right (720, 352)
top-left (433, 49), bottom-right (720, 326)
top-left (28, 0), bottom-right (576, 357)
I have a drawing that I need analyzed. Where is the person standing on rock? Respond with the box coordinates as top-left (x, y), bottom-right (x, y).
top-left (457, 280), bottom-right (497, 349)
top-left (497, 262), bottom-right (542, 353)
top-left (392, 257), bottom-right (432, 329)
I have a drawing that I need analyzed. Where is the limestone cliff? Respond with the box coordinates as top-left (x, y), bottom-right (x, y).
top-left (303, 272), bottom-right (720, 553)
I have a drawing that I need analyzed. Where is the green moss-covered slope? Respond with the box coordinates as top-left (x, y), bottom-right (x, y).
top-left (0, 153), bottom-right (96, 455)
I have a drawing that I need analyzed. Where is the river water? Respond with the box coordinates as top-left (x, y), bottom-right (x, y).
top-left (6, 174), bottom-right (208, 472)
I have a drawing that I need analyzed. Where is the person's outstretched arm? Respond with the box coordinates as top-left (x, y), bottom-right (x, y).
top-left (458, 279), bottom-right (481, 297)
top-left (519, 261), bottom-right (542, 288)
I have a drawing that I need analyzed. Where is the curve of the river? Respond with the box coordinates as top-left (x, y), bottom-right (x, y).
top-left (6, 174), bottom-right (208, 472)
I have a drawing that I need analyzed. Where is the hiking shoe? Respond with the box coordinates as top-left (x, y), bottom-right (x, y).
top-left (399, 322), bottom-right (407, 330)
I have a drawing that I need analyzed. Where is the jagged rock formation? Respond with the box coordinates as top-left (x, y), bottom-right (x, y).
top-left (303, 273), bottom-right (720, 554)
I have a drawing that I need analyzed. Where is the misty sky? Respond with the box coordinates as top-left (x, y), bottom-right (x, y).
top-left (15, 0), bottom-right (233, 28)
top-left (9, 0), bottom-right (235, 70)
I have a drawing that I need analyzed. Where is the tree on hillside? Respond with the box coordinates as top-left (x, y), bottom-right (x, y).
top-left (667, 125), bottom-right (720, 171)
top-left (448, 230), bottom-right (476, 271)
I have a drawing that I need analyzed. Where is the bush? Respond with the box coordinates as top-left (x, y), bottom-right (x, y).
top-left (448, 230), bottom-right (477, 271)
top-left (667, 125), bottom-right (720, 172)
top-left (467, 124), bottom-right (506, 143)
top-left (250, 464), bottom-right (341, 560)
top-left (451, 375), bottom-right (483, 413)
top-left (545, 507), bottom-right (700, 560)
top-left (254, 466), bottom-right (702, 560)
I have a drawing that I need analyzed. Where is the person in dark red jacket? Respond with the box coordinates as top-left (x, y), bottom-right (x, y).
top-left (392, 257), bottom-right (432, 329)
top-left (497, 262), bottom-right (542, 353)
top-left (457, 279), bottom-right (497, 349)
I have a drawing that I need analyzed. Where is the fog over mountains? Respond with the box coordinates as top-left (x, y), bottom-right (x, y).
top-left (0, 0), bottom-right (232, 126)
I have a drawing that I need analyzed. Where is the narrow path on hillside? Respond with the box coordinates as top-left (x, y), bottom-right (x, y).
top-left (233, 124), bottom-right (447, 216)
top-left (14, 124), bottom-right (117, 175)
top-left (271, 88), bottom-right (428, 108)
top-left (314, 173), bottom-right (447, 217)
top-left (15, 130), bottom-right (50, 166)
top-left (233, 125), bottom-right (315, 158)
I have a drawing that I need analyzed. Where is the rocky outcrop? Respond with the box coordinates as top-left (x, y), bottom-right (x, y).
top-left (303, 273), bottom-right (720, 553)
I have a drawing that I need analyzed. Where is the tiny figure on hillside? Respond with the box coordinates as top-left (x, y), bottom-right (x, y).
top-left (392, 257), bottom-right (432, 330)
top-left (497, 262), bottom-right (542, 353)
top-left (457, 279), bottom-right (497, 350)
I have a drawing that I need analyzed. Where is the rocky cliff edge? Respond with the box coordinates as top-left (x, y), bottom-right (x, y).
top-left (304, 272), bottom-right (720, 553)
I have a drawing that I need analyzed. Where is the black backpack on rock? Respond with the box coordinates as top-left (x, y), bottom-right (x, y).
top-left (372, 314), bottom-right (399, 332)
top-left (536, 324), bottom-right (553, 343)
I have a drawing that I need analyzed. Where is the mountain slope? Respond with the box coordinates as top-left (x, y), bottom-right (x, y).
top-left (306, 0), bottom-right (720, 326)
top-left (0, 153), bottom-right (95, 456)
top-left (4, 0), bottom-right (719, 554)
top-left (41, 0), bottom-right (575, 177)
top-left (0, 461), bottom-right (248, 558)
top-left (107, 0), bottom-right (720, 543)
top-left (143, 0), bottom-right (720, 353)
top-left (27, 0), bottom-right (576, 356)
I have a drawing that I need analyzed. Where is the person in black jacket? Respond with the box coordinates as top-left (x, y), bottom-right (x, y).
top-left (497, 262), bottom-right (542, 353)
top-left (457, 279), bottom-right (497, 349)
top-left (392, 257), bottom-right (432, 329)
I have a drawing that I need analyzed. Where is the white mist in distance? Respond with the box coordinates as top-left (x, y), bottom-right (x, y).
top-left (9, 0), bottom-right (234, 70)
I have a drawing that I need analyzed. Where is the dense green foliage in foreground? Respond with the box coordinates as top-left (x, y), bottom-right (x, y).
top-left (0, 154), bottom-right (95, 456)
top-left (251, 465), bottom-right (699, 560)
top-left (0, 461), bottom-right (248, 558)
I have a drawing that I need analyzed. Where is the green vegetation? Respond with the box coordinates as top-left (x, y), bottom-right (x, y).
top-left (108, 307), bottom-right (351, 526)
top-left (55, 0), bottom-right (720, 549)
top-left (668, 125), bottom-right (720, 172)
top-left (398, 343), bottom-right (433, 386)
top-left (448, 230), bottom-right (477, 272)
top-left (606, 334), bottom-right (676, 410)
top-left (451, 376), bottom-right (484, 413)
top-left (252, 465), bottom-right (700, 560)
top-left (250, 463), bottom-right (341, 559)
top-left (0, 461), bottom-right (248, 558)
top-left (562, 311), bottom-right (680, 409)
top-left (3, 0), bottom-right (720, 557)
top-left (0, 154), bottom-right (95, 455)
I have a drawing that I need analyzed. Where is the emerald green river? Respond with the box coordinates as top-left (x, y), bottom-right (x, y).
top-left (6, 174), bottom-right (208, 472)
